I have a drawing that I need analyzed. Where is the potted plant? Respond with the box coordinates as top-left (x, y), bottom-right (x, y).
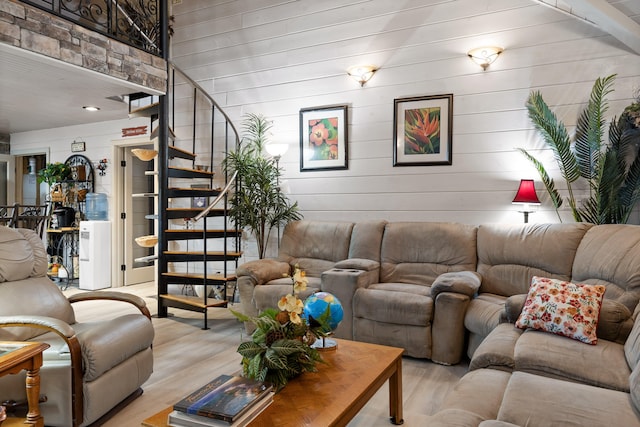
top-left (231, 266), bottom-right (327, 392)
top-left (37, 162), bottom-right (71, 187)
top-left (223, 113), bottom-right (302, 259)
top-left (519, 74), bottom-right (640, 224)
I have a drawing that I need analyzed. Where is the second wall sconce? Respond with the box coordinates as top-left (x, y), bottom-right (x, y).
top-left (467, 46), bottom-right (503, 70)
top-left (347, 65), bottom-right (378, 86)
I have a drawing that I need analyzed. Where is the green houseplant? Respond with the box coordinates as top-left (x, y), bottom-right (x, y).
top-left (519, 74), bottom-right (640, 224)
top-left (37, 162), bottom-right (71, 186)
top-left (231, 266), bottom-right (328, 392)
top-left (224, 113), bottom-right (302, 259)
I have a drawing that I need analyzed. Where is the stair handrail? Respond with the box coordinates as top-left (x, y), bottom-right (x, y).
top-left (189, 170), bottom-right (238, 223)
top-left (168, 60), bottom-right (241, 147)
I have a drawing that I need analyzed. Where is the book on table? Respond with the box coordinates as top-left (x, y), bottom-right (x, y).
top-left (171, 374), bottom-right (273, 425)
top-left (167, 393), bottom-right (273, 427)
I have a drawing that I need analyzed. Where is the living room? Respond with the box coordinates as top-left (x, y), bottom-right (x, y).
top-left (1, 0), bottom-right (640, 426)
top-left (4, 0), bottom-right (640, 246)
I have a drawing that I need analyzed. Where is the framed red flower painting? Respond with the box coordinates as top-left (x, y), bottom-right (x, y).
top-left (393, 94), bottom-right (453, 166)
top-left (299, 104), bottom-right (348, 171)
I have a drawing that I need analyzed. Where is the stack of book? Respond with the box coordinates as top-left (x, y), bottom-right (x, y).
top-left (168, 374), bottom-right (274, 427)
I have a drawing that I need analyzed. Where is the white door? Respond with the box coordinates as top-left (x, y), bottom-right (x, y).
top-left (0, 154), bottom-right (13, 206)
top-left (122, 145), bottom-right (156, 285)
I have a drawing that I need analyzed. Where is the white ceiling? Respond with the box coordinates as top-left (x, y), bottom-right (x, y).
top-left (0, 0), bottom-right (638, 139)
top-left (0, 43), bottom-right (161, 135)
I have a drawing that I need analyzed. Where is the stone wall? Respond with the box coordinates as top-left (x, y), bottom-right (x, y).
top-left (0, 0), bottom-right (166, 93)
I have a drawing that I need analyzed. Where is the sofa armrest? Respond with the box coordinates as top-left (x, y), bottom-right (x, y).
top-left (431, 291), bottom-right (472, 365)
top-left (431, 271), bottom-right (481, 299)
top-left (236, 259), bottom-right (291, 285)
top-left (0, 314), bottom-right (76, 338)
top-left (479, 421), bottom-right (522, 427)
top-left (236, 259), bottom-right (291, 327)
top-left (68, 291), bottom-right (151, 319)
top-left (469, 323), bottom-right (523, 372)
top-left (333, 258), bottom-right (380, 272)
top-left (321, 265), bottom-right (380, 340)
top-left (504, 294), bottom-right (527, 323)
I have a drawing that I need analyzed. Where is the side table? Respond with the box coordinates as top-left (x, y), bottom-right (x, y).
top-left (0, 341), bottom-right (50, 427)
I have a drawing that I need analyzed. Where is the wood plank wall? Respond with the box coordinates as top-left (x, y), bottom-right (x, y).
top-left (11, 0), bottom-right (640, 264)
top-left (170, 0), bottom-right (640, 252)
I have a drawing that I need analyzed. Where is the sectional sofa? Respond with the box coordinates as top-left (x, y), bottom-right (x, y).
top-left (236, 219), bottom-right (640, 425)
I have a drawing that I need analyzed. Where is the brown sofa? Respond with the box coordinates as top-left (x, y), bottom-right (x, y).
top-left (237, 219), bottom-right (640, 424)
top-left (236, 221), bottom-right (640, 362)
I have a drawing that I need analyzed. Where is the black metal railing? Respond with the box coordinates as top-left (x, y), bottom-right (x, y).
top-left (21, 0), bottom-right (163, 56)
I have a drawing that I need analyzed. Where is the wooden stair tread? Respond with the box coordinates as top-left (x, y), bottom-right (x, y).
top-left (162, 272), bottom-right (237, 282)
top-left (166, 207), bottom-right (224, 212)
top-left (159, 293), bottom-right (228, 309)
top-left (165, 229), bottom-right (239, 233)
top-left (151, 126), bottom-right (177, 140)
top-left (169, 166), bottom-right (214, 176)
top-left (129, 102), bottom-right (159, 117)
top-left (168, 145), bottom-right (195, 157)
top-left (163, 250), bottom-right (242, 256)
top-left (167, 187), bottom-right (220, 192)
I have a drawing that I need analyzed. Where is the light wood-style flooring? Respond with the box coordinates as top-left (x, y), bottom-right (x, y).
top-left (64, 282), bottom-right (469, 427)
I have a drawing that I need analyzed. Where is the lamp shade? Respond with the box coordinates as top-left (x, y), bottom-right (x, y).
top-left (512, 179), bottom-right (541, 205)
top-left (265, 143), bottom-right (289, 158)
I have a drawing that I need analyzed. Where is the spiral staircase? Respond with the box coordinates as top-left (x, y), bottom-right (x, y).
top-left (129, 63), bottom-right (242, 329)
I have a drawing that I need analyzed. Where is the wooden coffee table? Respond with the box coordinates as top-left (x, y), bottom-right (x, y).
top-left (142, 338), bottom-right (404, 426)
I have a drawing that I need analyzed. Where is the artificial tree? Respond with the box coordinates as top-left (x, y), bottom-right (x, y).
top-left (224, 113), bottom-right (302, 259)
top-left (519, 75), bottom-right (640, 224)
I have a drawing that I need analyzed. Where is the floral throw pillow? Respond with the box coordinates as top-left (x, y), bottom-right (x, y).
top-left (515, 276), bottom-right (606, 344)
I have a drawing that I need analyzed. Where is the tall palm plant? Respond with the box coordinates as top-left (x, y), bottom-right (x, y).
top-left (520, 75), bottom-right (640, 224)
top-left (224, 113), bottom-right (302, 259)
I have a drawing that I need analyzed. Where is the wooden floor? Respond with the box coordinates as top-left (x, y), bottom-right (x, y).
top-left (64, 282), bottom-right (469, 427)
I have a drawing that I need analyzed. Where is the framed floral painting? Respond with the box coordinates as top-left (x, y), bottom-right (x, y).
top-left (299, 105), bottom-right (348, 171)
top-left (393, 94), bottom-right (453, 166)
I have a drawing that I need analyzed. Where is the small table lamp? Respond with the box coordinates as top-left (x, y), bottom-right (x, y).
top-left (512, 179), bottom-right (541, 223)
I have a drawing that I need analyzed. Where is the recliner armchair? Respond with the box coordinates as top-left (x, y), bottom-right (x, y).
top-left (0, 226), bottom-right (154, 427)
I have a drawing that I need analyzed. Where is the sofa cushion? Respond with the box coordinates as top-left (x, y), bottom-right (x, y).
top-left (572, 224), bottom-right (640, 313)
top-left (515, 276), bottom-right (605, 344)
top-left (631, 362), bottom-right (640, 416)
top-left (496, 371), bottom-right (640, 427)
top-left (465, 293), bottom-right (507, 336)
top-left (625, 313), bottom-right (640, 370)
top-left (0, 277), bottom-right (76, 341)
top-left (514, 329), bottom-right (630, 392)
top-left (0, 226), bottom-right (37, 282)
top-left (380, 222), bottom-right (477, 285)
top-left (353, 288), bottom-right (433, 326)
top-left (476, 223), bottom-right (592, 297)
top-left (437, 368), bottom-right (511, 419)
top-left (278, 221), bottom-right (354, 277)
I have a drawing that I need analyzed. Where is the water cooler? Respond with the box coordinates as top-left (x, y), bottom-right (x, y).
top-left (79, 221), bottom-right (111, 290)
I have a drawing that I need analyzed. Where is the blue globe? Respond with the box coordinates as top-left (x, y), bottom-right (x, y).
top-left (303, 292), bottom-right (344, 331)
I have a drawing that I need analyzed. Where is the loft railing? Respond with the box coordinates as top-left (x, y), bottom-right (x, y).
top-left (20, 0), bottom-right (163, 56)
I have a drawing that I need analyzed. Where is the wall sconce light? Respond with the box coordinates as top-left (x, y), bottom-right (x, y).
top-left (512, 179), bottom-right (541, 223)
top-left (467, 46), bottom-right (503, 70)
top-left (347, 65), bottom-right (378, 87)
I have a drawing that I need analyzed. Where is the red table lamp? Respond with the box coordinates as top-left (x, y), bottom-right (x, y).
top-left (512, 179), bottom-right (541, 223)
